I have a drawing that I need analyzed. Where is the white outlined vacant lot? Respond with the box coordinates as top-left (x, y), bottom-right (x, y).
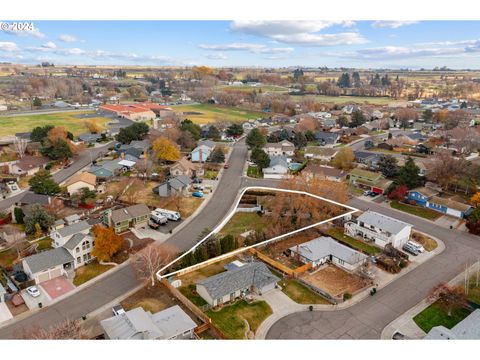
top-left (156, 186), bottom-right (359, 280)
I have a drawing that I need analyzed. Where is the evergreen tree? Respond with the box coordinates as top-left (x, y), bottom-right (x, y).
top-left (29, 170), bottom-right (61, 195)
top-left (396, 157), bottom-right (424, 189)
top-left (207, 125), bottom-right (221, 140)
top-left (293, 132), bottom-right (307, 149)
top-left (377, 155), bottom-right (399, 178)
top-left (251, 148), bottom-right (271, 169)
top-left (246, 128), bottom-right (266, 149)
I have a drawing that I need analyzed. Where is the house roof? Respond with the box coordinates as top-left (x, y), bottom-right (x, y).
top-left (349, 168), bottom-right (382, 181)
top-left (171, 157), bottom-right (198, 173)
top-left (198, 140), bottom-right (216, 149)
top-left (354, 151), bottom-right (377, 161)
top-left (89, 167), bottom-right (114, 178)
top-left (357, 211), bottom-right (412, 235)
top-left (409, 186), bottom-right (439, 198)
top-left (304, 164), bottom-right (346, 179)
top-left (64, 172), bottom-right (97, 187)
top-left (100, 305), bottom-right (196, 340)
top-left (23, 247), bottom-right (74, 274)
top-left (197, 262), bottom-right (279, 300)
top-left (17, 192), bottom-right (50, 206)
top-left (304, 146), bottom-right (338, 157)
top-left (264, 140), bottom-right (295, 150)
top-left (429, 196), bottom-right (472, 213)
top-left (290, 236), bottom-right (367, 265)
top-left (425, 309), bottom-right (480, 339)
top-left (56, 220), bottom-right (91, 238)
top-left (315, 131), bottom-right (339, 143)
top-left (63, 233), bottom-right (91, 251)
top-left (14, 155), bottom-right (49, 171)
top-left (78, 133), bottom-right (101, 142)
top-left (111, 204), bottom-right (150, 224)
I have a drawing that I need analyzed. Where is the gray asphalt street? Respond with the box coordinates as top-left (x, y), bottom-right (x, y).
top-left (266, 198), bottom-right (480, 339)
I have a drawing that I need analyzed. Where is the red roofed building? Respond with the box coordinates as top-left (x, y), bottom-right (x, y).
top-left (99, 104), bottom-right (157, 122)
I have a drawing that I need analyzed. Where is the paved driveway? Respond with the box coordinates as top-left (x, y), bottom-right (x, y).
top-left (0, 303), bottom-right (13, 324)
top-left (39, 277), bottom-right (75, 300)
top-left (21, 288), bottom-right (52, 310)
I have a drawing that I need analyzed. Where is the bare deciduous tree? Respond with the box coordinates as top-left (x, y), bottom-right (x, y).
top-left (13, 137), bottom-right (28, 159)
top-left (21, 318), bottom-right (88, 339)
top-left (427, 283), bottom-right (468, 316)
top-left (131, 243), bottom-right (177, 287)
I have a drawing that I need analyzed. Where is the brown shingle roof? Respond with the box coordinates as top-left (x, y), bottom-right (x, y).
top-left (65, 172), bottom-right (97, 187)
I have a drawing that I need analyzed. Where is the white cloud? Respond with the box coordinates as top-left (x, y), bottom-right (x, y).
top-left (372, 21), bottom-right (419, 29)
top-left (0, 42), bottom-right (19, 52)
top-left (205, 53), bottom-right (228, 60)
top-left (58, 34), bottom-right (79, 43)
top-left (230, 20), bottom-right (366, 46)
top-left (199, 42), bottom-right (294, 54)
top-left (3, 25), bottom-right (45, 38)
top-left (42, 41), bottom-right (57, 50)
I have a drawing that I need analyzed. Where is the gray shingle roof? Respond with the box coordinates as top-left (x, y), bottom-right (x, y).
top-left (18, 192), bottom-right (50, 206)
top-left (197, 262), bottom-right (279, 300)
top-left (111, 204), bottom-right (150, 224)
top-left (56, 220), bottom-right (91, 238)
top-left (357, 211), bottom-right (412, 235)
top-left (23, 247), bottom-right (74, 274)
top-left (425, 309), bottom-right (480, 339)
top-left (100, 305), bottom-right (196, 340)
top-left (290, 236), bottom-right (367, 265)
top-left (63, 233), bottom-right (90, 251)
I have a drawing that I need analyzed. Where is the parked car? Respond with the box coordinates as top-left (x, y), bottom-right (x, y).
top-left (192, 184), bottom-right (204, 191)
top-left (11, 185), bottom-right (17, 191)
top-left (224, 163), bottom-right (230, 169)
top-left (26, 286), bottom-right (41, 298)
top-left (407, 240), bottom-right (425, 253)
top-left (112, 305), bottom-right (125, 316)
top-left (402, 243), bottom-right (419, 256)
top-left (192, 178), bottom-right (203, 184)
top-left (192, 191), bottom-right (204, 198)
top-left (148, 219), bottom-right (160, 229)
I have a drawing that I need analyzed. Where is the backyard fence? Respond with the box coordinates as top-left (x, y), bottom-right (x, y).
top-left (249, 248), bottom-right (312, 277)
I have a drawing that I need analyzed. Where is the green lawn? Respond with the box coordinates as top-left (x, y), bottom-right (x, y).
top-left (179, 284), bottom-right (208, 307)
top-left (171, 104), bottom-right (264, 124)
top-left (280, 278), bottom-right (331, 304)
top-left (217, 84), bottom-right (289, 93)
top-left (33, 237), bottom-right (53, 252)
top-left (247, 165), bottom-right (261, 178)
top-left (300, 95), bottom-right (406, 106)
top-left (413, 301), bottom-right (472, 333)
top-left (73, 262), bottom-right (113, 286)
top-left (204, 170), bottom-right (219, 180)
top-left (206, 300), bottom-right (272, 339)
top-left (390, 201), bottom-right (442, 220)
top-left (0, 111), bottom-right (111, 137)
top-left (326, 227), bottom-right (382, 255)
top-left (220, 212), bottom-right (266, 238)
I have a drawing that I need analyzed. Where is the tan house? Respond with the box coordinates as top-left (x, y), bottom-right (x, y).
top-left (9, 155), bottom-right (49, 176)
top-left (64, 172), bottom-right (97, 195)
top-left (303, 164), bottom-right (347, 182)
top-left (170, 157), bottom-right (204, 178)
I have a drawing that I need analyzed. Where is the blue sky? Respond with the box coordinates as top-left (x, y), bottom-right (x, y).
top-left (1, 20), bottom-right (480, 68)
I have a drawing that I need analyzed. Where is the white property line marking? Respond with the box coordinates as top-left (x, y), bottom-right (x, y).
top-left (156, 186), bottom-right (359, 280)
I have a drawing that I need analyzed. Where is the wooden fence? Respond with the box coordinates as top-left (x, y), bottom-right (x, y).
top-left (249, 248), bottom-right (312, 277)
top-left (162, 279), bottom-right (227, 340)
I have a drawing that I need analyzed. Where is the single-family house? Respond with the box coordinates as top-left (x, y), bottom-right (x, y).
top-left (348, 168), bottom-right (392, 195)
top-left (9, 155), bottom-right (49, 176)
top-left (345, 211), bottom-right (412, 249)
top-left (262, 155), bottom-right (289, 179)
top-left (64, 172), bottom-right (97, 195)
top-left (303, 164), bottom-right (347, 182)
top-left (314, 131), bottom-right (339, 147)
top-left (153, 175), bottom-right (191, 198)
top-left (106, 204), bottom-right (150, 233)
top-left (304, 147), bottom-right (338, 161)
top-left (196, 262), bottom-right (279, 307)
top-left (191, 145), bottom-right (212, 163)
top-left (170, 157), bottom-right (204, 178)
top-left (100, 305), bottom-right (197, 340)
top-left (289, 236), bottom-right (368, 271)
top-left (263, 140), bottom-right (295, 157)
top-left (89, 159), bottom-right (125, 180)
top-left (407, 187), bottom-right (472, 218)
top-left (424, 309), bottom-right (480, 340)
top-left (78, 133), bottom-right (101, 145)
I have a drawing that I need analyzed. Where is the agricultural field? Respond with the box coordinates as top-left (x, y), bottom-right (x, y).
top-left (171, 104), bottom-right (264, 124)
top-left (296, 95), bottom-right (407, 106)
top-left (217, 84), bottom-right (289, 93)
top-left (0, 111), bottom-right (111, 137)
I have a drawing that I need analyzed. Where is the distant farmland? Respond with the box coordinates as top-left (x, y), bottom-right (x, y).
top-left (171, 104), bottom-right (264, 124)
top-left (0, 111), bottom-right (111, 137)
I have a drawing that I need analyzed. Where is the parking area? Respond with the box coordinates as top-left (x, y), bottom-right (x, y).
top-left (21, 287), bottom-right (52, 310)
top-left (131, 226), bottom-right (168, 242)
top-left (39, 276), bottom-right (75, 300)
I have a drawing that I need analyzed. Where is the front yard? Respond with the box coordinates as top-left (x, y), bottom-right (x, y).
top-left (220, 212), bottom-right (266, 238)
top-left (413, 300), bottom-right (472, 333)
top-left (122, 282), bottom-right (180, 313)
top-left (390, 201), bottom-right (442, 220)
top-left (247, 165), bottom-right (262, 178)
top-left (280, 278), bottom-right (331, 304)
top-left (73, 262), bottom-right (114, 286)
top-left (411, 231), bottom-right (438, 252)
top-left (206, 300), bottom-right (272, 339)
top-left (326, 227), bottom-right (382, 255)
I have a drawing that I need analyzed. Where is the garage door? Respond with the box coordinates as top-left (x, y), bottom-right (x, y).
top-left (37, 272), bottom-right (50, 283)
top-left (446, 208), bottom-right (462, 218)
top-left (49, 268), bottom-right (62, 279)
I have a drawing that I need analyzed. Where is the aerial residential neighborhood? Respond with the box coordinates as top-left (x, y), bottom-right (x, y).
top-left (1, 10), bottom-right (480, 360)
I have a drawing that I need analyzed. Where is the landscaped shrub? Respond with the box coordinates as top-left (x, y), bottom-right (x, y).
top-left (343, 292), bottom-right (352, 301)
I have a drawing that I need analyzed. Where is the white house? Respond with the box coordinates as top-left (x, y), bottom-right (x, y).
top-left (196, 262), bottom-right (279, 307)
top-left (22, 248), bottom-right (75, 283)
top-left (191, 144), bottom-right (212, 163)
top-left (304, 146), bottom-right (338, 161)
top-left (262, 155), bottom-right (289, 179)
top-left (263, 140), bottom-right (295, 157)
top-left (290, 236), bottom-right (368, 272)
top-left (345, 211), bottom-right (412, 249)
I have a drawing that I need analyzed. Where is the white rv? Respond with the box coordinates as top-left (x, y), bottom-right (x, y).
top-left (154, 208), bottom-right (181, 221)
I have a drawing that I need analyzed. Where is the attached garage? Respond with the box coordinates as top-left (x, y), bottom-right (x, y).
top-left (22, 248), bottom-right (74, 284)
